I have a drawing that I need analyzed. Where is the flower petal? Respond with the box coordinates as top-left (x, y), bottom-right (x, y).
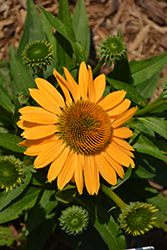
top-left (87, 65), bottom-right (96, 102)
top-left (112, 137), bottom-right (135, 151)
top-left (63, 67), bottom-right (80, 100)
top-left (98, 90), bottom-right (126, 110)
top-left (35, 78), bottom-right (64, 107)
top-left (107, 99), bottom-right (131, 117)
top-left (113, 127), bottom-right (133, 138)
top-left (112, 107), bottom-right (137, 128)
top-left (20, 112), bottom-right (57, 124)
top-left (74, 154), bottom-right (84, 194)
top-left (106, 143), bottom-right (135, 168)
top-left (78, 62), bottom-right (88, 100)
top-left (21, 124), bottom-right (57, 139)
top-left (94, 74), bottom-right (106, 102)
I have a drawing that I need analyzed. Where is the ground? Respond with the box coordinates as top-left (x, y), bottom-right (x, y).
top-left (0, 0), bottom-right (167, 249)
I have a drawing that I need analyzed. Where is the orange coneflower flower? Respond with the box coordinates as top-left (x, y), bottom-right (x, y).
top-left (17, 62), bottom-right (137, 195)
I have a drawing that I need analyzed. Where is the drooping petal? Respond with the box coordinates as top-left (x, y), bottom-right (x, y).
top-left (57, 152), bottom-right (76, 190)
top-left (112, 127), bottom-right (133, 138)
top-left (112, 107), bottom-right (138, 128)
top-left (17, 120), bottom-right (39, 130)
top-left (34, 141), bottom-right (65, 169)
top-left (74, 154), bottom-right (84, 194)
top-left (95, 154), bottom-right (117, 185)
top-left (20, 112), bottom-right (58, 124)
top-left (53, 69), bottom-right (72, 104)
top-left (107, 99), bottom-right (131, 117)
top-left (78, 61), bottom-right (88, 100)
top-left (21, 124), bottom-right (57, 139)
top-left (106, 143), bottom-right (135, 168)
top-left (94, 74), bottom-right (106, 102)
top-left (98, 90), bottom-right (126, 110)
top-left (35, 78), bottom-right (65, 107)
top-left (29, 89), bottom-right (61, 115)
top-left (112, 137), bottom-right (135, 151)
top-left (84, 156), bottom-right (100, 195)
top-left (47, 146), bottom-right (70, 182)
top-left (111, 140), bottom-right (135, 157)
top-left (87, 65), bottom-right (96, 102)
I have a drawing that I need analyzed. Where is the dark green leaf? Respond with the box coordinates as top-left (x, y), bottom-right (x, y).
top-left (0, 82), bottom-right (14, 114)
top-left (9, 45), bottom-right (35, 95)
top-left (106, 77), bottom-right (147, 107)
top-left (0, 133), bottom-right (25, 152)
top-left (112, 167), bottom-right (132, 190)
top-left (138, 117), bottom-right (167, 140)
top-left (0, 164), bottom-right (33, 211)
top-left (72, 0), bottom-right (90, 60)
top-left (132, 164), bottom-right (155, 179)
top-left (55, 184), bottom-right (76, 204)
top-left (133, 133), bottom-right (167, 162)
top-left (17, 0), bottom-right (44, 57)
top-left (0, 186), bottom-right (40, 224)
top-left (130, 52), bottom-right (167, 85)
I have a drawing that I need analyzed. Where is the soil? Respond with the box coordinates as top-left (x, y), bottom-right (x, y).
top-left (0, 0), bottom-right (167, 249)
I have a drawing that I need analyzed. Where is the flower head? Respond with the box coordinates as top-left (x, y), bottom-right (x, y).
top-left (22, 40), bottom-right (53, 73)
top-left (59, 205), bottom-right (89, 235)
top-left (0, 155), bottom-right (24, 191)
top-left (118, 202), bottom-right (158, 236)
top-left (97, 35), bottom-right (127, 66)
top-left (17, 62), bottom-right (137, 195)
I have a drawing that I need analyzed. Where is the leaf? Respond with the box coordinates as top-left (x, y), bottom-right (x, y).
top-left (130, 52), bottom-right (167, 85)
top-left (9, 45), bottom-right (35, 95)
top-left (0, 164), bottom-right (33, 211)
top-left (133, 133), bottom-right (167, 162)
top-left (106, 77), bottom-right (147, 107)
top-left (26, 185), bottom-right (58, 234)
top-left (132, 164), bottom-right (155, 179)
top-left (138, 117), bottom-right (167, 140)
top-left (76, 198), bottom-right (126, 250)
top-left (72, 0), bottom-right (90, 60)
top-left (0, 133), bottom-right (25, 152)
top-left (0, 226), bottom-right (15, 247)
top-left (0, 186), bottom-right (40, 224)
top-left (17, 0), bottom-right (45, 57)
top-left (130, 120), bottom-right (155, 137)
top-left (112, 167), bottom-right (132, 190)
top-left (0, 81), bottom-right (14, 114)
top-left (136, 71), bottom-right (161, 99)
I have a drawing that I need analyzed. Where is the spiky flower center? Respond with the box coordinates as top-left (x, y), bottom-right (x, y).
top-left (57, 100), bottom-right (112, 155)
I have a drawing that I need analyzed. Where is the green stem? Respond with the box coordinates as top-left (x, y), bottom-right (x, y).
top-left (93, 58), bottom-right (105, 76)
top-left (135, 95), bottom-right (166, 116)
top-left (101, 184), bottom-right (126, 209)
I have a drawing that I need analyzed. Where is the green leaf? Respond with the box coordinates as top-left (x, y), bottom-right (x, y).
top-left (130, 52), bottom-right (167, 85)
top-left (106, 77), bottom-right (147, 107)
top-left (0, 133), bottom-right (25, 152)
top-left (17, 0), bottom-right (45, 57)
top-left (55, 184), bottom-right (76, 204)
top-left (72, 0), bottom-right (90, 60)
top-left (112, 167), bottom-right (132, 190)
top-left (0, 81), bottom-right (14, 114)
top-left (0, 226), bottom-right (15, 247)
top-left (138, 117), bottom-right (167, 140)
top-left (133, 133), bottom-right (167, 162)
top-left (77, 198), bottom-right (126, 250)
top-left (130, 120), bottom-right (155, 137)
top-left (0, 164), bottom-right (33, 211)
top-left (136, 71), bottom-right (161, 99)
top-left (26, 185), bottom-right (58, 234)
top-left (132, 164), bottom-right (155, 179)
top-left (9, 44), bottom-right (35, 95)
top-left (0, 186), bottom-right (40, 224)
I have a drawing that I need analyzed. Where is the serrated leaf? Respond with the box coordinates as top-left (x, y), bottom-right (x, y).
top-left (0, 133), bottom-right (25, 152)
top-left (17, 0), bottom-right (45, 57)
top-left (130, 52), bottom-right (167, 85)
top-left (138, 117), bottom-right (167, 140)
top-left (133, 133), bottom-right (167, 162)
top-left (9, 45), bottom-right (35, 95)
top-left (106, 77), bottom-right (147, 107)
top-left (72, 0), bottom-right (90, 60)
top-left (0, 186), bottom-right (40, 224)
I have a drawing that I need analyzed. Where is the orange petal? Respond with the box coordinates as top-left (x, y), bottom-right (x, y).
top-left (98, 90), bottom-right (126, 110)
top-left (17, 120), bottom-right (39, 130)
top-left (29, 89), bottom-right (61, 115)
top-left (112, 137), bottom-right (135, 151)
top-left (87, 65), bottom-right (96, 102)
top-left (63, 67), bottom-right (80, 100)
top-left (53, 69), bottom-right (72, 104)
top-left (111, 141), bottom-right (135, 158)
top-left (113, 127), bottom-right (133, 138)
top-left (106, 143), bottom-right (135, 168)
top-left (94, 74), bottom-right (106, 102)
top-left (95, 154), bottom-right (117, 185)
top-left (78, 62), bottom-right (88, 100)
top-left (84, 156), bottom-right (100, 195)
top-left (74, 154), bottom-right (84, 194)
top-left (35, 78), bottom-right (64, 107)
top-left (34, 141), bottom-right (65, 169)
top-left (107, 99), bottom-right (131, 117)
top-left (47, 146), bottom-right (70, 182)
top-left (21, 124), bottom-right (57, 139)
top-left (112, 107), bottom-right (137, 128)
top-left (20, 112), bottom-right (57, 125)
top-left (57, 152), bottom-right (76, 190)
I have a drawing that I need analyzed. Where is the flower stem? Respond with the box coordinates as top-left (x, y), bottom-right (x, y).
top-left (135, 95), bottom-right (166, 116)
top-left (101, 184), bottom-right (126, 209)
top-left (93, 58), bottom-right (105, 76)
